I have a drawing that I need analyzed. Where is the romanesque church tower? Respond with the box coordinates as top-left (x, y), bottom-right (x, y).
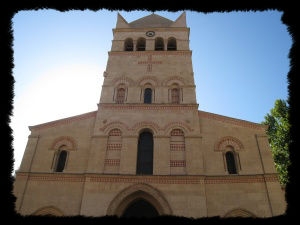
top-left (13, 12), bottom-right (286, 218)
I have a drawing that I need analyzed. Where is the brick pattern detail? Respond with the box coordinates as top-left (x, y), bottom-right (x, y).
top-left (100, 121), bottom-right (130, 134)
top-left (171, 129), bottom-right (184, 136)
top-left (170, 160), bottom-right (186, 167)
top-left (170, 144), bottom-right (185, 151)
top-left (51, 136), bottom-right (77, 151)
top-left (16, 172), bottom-right (279, 184)
top-left (104, 159), bottom-right (120, 166)
top-left (215, 136), bottom-right (244, 152)
top-left (170, 129), bottom-right (186, 174)
top-left (107, 144), bottom-right (122, 151)
top-left (109, 128), bottom-right (122, 136)
top-left (99, 104), bottom-right (197, 112)
top-left (104, 128), bottom-right (122, 173)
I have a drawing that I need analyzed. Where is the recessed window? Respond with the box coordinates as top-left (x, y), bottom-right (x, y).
top-left (167, 37), bottom-right (177, 51)
top-left (171, 88), bottom-right (180, 104)
top-left (137, 38), bottom-right (146, 51)
top-left (116, 88), bottom-right (125, 104)
top-left (225, 151), bottom-right (237, 174)
top-left (144, 88), bottom-right (152, 104)
top-left (136, 131), bottom-right (153, 175)
top-left (55, 149), bottom-right (68, 172)
top-left (124, 38), bottom-right (133, 51)
top-left (155, 37), bottom-right (164, 51)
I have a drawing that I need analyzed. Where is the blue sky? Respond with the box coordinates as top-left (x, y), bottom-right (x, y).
top-left (11, 9), bottom-right (292, 174)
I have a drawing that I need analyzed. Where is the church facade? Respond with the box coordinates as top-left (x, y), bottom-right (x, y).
top-left (13, 12), bottom-right (286, 218)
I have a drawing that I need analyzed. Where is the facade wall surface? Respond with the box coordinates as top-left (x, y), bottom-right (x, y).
top-left (13, 12), bottom-right (286, 219)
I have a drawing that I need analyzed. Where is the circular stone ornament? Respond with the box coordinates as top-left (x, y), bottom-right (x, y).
top-left (146, 31), bottom-right (155, 37)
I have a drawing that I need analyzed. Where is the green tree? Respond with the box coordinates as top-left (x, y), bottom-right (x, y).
top-left (262, 99), bottom-right (290, 186)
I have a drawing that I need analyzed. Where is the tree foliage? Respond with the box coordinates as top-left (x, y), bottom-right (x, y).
top-left (262, 99), bottom-right (290, 186)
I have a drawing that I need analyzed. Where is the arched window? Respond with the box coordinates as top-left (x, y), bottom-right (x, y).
top-left (124, 38), bottom-right (133, 51)
top-left (225, 151), bottom-right (237, 174)
top-left (55, 149), bottom-right (68, 172)
top-left (136, 131), bottom-right (153, 175)
top-left (116, 88), bottom-right (125, 104)
top-left (155, 37), bottom-right (164, 51)
top-left (167, 37), bottom-right (177, 51)
top-left (144, 88), bottom-right (152, 104)
top-left (136, 38), bottom-right (146, 51)
top-left (171, 88), bottom-right (180, 104)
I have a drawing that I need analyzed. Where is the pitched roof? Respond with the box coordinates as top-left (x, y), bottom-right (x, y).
top-left (128, 13), bottom-right (174, 28)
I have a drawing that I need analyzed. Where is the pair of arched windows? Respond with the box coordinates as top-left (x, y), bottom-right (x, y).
top-left (143, 86), bottom-right (181, 104)
top-left (124, 37), bottom-right (177, 51)
top-left (115, 87), bottom-right (153, 104)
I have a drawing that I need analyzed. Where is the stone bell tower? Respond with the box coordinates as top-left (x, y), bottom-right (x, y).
top-left (87, 11), bottom-right (203, 177)
top-left (14, 12), bottom-right (286, 218)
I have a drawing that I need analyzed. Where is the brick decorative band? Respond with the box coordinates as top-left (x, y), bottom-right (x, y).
top-left (170, 144), bottom-right (185, 151)
top-left (107, 144), bottom-right (122, 151)
top-left (16, 172), bottom-right (279, 184)
top-left (104, 159), bottom-right (120, 166)
top-left (170, 160), bottom-right (186, 167)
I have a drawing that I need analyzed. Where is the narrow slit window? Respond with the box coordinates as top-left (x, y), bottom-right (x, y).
top-left (171, 88), bottom-right (180, 104)
top-left (225, 151), bottom-right (237, 174)
top-left (144, 88), bottom-right (152, 104)
top-left (55, 150), bottom-right (68, 172)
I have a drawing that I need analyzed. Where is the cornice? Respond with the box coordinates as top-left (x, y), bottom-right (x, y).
top-left (15, 172), bottom-right (279, 185)
top-left (112, 27), bottom-right (189, 33)
top-left (108, 50), bottom-right (192, 57)
top-left (29, 111), bottom-right (97, 132)
top-left (98, 103), bottom-right (198, 111)
top-left (198, 110), bottom-right (267, 130)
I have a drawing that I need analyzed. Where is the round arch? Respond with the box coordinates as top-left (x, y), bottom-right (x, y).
top-left (164, 122), bottom-right (193, 135)
top-left (106, 183), bottom-right (172, 217)
top-left (32, 206), bottom-right (64, 216)
top-left (51, 136), bottom-right (77, 151)
top-left (131, 121), bottom-right (160, 135)
top-left (214, 136), bottom-right (244, 152)
top-left (138, 76), bottom-right (159, 86)
top-left (101, 121), bottom-right (129, 135)
top-left (223, 208), bottom-right (256, 218)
